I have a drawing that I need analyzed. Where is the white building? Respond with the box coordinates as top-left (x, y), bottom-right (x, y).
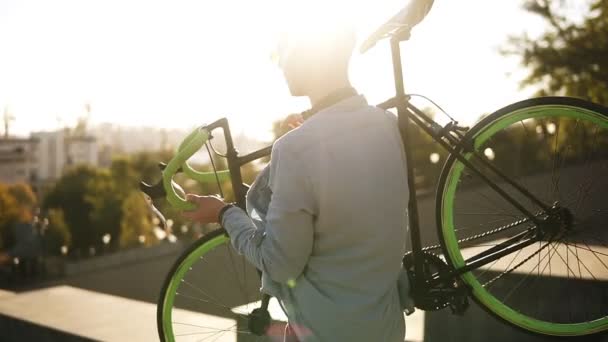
top-left (31, 131), bottom-right (66, 182)
top-left (66, 136), bottom-right (98, 168)
top-left (28, 130), bottom-right (99, 183)
top-left (0, 137), bottom-right (39, 184)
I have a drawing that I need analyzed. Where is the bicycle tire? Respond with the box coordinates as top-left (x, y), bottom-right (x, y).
top-left (436, 96), bottom-right (608, 336)
top-left (157, 228), bottom-right (286, 341)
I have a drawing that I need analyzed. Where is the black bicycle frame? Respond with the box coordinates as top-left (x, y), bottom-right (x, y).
top-left (384, 31), bottom-right (551, 288)
top-left (203, 117), bottom-right (271, 210)
top-left (203, 28), bottom-right (553, 292)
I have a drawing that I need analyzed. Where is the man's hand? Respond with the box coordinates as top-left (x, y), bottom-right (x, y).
top-left (282, 113), bottom-right (304, 131)
top-left (181, 194), bottom-right (228, 224)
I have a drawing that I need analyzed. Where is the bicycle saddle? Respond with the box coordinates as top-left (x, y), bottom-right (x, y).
top-left (360, 0), bottom-right (435, 53)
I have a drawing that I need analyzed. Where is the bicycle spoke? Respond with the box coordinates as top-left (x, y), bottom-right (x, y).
top-left (547, 242), bottom-right (578, 278)
top-left (579, 241), bottom-right (608, 273)
top-left (569, 230), bottom-right (608, 246)
top-left (454, 216), bottom-right (521, 233)
top-left (562, 244), bottom-right (598, 281)
top-left (176, 292), bottom-right (248, 317)
top-left (180, 323), bottom-right (241, 341)
top-left (563, 242), bottom-right (608, 258)
top-left (483, 237), bottom-right (555, 287)
top-left (223, 244), bottom-right (249, 308)
top-left (500, 240), bottom-right (561, 303)
top-left (471, 186), bottom-right (515, 217)
top-left (173, 323), bottom-right (243, 336)
top-left (571, 241), bottom-right (583, 280)
top-left (550, 121), bottom-right (562, 201)
top-left (181, 279), bottom-right (225, 310)
top-left (456, 212), bottom-right (520, 217)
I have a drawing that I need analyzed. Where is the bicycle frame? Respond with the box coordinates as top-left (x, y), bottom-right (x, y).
top-left (384, 31), bottom-right (553, 288)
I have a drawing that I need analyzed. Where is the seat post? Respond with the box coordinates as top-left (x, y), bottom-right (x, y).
top-left (390, 34), bottom-right (425, 281)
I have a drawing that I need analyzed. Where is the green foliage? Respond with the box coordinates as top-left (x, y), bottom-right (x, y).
top-left (43, 165), bottom-right (107, 256)
top-left (119, 191), bottom-right (156, 248)
top-left (0, 183), bottom-right (19, 249)
top-left (0, 183), bottom-right (37, 250)
top-left (44, 208), bottom-right (71, 256)
top-left (7, 182), bottom-right (37, 208)
top-left (41, 149), bottom-right (209, 256)
top-left (506, 0), bottom-right (608, 104)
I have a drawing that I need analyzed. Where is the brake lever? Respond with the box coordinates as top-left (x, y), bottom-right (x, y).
top-left (158, 162), bottom-right (183, 173)
top-left (141, 192), bottom-right (168, 231)
top-left (139, 163), bottom-right (187, 232)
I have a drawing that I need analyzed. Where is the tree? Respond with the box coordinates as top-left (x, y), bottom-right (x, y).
top-left (85, 170), bottom-right (123, 252)
top-left (506, 0), bottom-right (608, 104)
top-left (43, 166), bottom-right (109, 256)
top-left (44, 208), bottom-right (71, 256)
top-left (0, 183), bottom-right (37, 250)
top-left (7, 183), bottom-right (36, 208)
top-left (0, 183), bottom-right (19, 249)
top-left (119, 192), bottom-right (156, 248)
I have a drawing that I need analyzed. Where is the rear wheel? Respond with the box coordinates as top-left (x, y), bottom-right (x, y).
top-left (437, 97), bottom-right (608, 336)
top-left (157, 228), bottom-right (287, 341)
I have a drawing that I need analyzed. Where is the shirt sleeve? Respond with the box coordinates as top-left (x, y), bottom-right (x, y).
top-left (222, 141), bottom-right (316, 285)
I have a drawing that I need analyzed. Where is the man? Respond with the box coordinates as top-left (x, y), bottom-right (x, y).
top-left (183, 24), bottom-right (410, 342)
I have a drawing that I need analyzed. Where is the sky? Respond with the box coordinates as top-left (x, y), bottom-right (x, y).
top-left (0, 0), bottom-right (553, 143)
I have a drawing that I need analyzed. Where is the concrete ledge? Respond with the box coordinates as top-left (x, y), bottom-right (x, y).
top-left (0, 285), bottom-right (242, 342)
top-left (0, 286), bottom-right (160, 341)
top-left (0, 313), bottom-right (93, 342)
top-left (0, 289), bottom-right (15, 299)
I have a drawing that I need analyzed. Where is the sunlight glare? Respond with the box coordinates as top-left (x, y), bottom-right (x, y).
top-left (0, 0), bottom-right (546, 143)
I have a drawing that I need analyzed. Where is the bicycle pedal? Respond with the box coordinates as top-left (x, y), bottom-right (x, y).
top-left (248, 308), bottom-right (271, 336)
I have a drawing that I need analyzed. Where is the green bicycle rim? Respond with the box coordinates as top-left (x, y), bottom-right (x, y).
top-left (159, 231), bottom-right (230, 342)
top-left (441, 102), bottom-right (608, 336)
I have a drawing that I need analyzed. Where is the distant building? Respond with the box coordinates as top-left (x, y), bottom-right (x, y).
top-left (30, 130), bottom-right (99, 183)
top-left (66, 136), bottom-right (98, 167)
top-left (31, 131), bottom-right (66, 182)
top-left (0, 130), bottom-right (100, 186)
top-left (0, 137), bottom-right (39, 184)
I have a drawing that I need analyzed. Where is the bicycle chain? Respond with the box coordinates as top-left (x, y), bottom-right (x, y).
top-left (422, 216), bottom-right (550, 288)
top-left (422, 217), bottom-right (532, 252)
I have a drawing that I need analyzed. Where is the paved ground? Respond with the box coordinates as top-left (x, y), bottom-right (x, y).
top-left (0, 285), bottom-right (237, 342)
top-left (0, 289), bottom-right (14, 300)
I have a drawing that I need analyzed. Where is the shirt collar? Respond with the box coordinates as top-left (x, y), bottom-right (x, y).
top-left (303, 94), bottom-right (369, 125)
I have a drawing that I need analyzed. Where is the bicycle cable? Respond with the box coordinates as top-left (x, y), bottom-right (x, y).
top-left (207, 138), bottom-right (227, 158)
top-left (205, 141), bottom-right (225, 198)
top-left (407, 93), bottom-right (457, 122)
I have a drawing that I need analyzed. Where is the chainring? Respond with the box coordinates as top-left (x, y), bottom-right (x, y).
top-left (403, 251), bottom-right (469, 313)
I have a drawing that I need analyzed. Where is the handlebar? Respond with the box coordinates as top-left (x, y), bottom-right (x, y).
top-left (140, 124), bottom-right (231, 212)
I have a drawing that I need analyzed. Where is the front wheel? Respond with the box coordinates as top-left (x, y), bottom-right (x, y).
top-left (157, 228), bottom-right (287, 341)
top-left (437, 97), bottom-right (608, 336)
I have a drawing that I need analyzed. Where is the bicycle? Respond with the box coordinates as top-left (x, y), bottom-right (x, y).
top-left (141, 5), bottom-right (608, 341)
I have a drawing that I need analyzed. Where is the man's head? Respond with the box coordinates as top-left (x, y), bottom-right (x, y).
top-left (276, 27), bottom-right (356, 99)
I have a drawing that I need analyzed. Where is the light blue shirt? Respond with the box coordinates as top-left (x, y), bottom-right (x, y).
top-left (222, 95), bottom-right (410, 341)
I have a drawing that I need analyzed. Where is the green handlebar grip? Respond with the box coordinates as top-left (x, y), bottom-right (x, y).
top-left (162, 127), bottom-right (232, 211)
top-left (163, 128), bottom-right (209, 210)
top-left (182, 163), bottom-right (231, 183)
